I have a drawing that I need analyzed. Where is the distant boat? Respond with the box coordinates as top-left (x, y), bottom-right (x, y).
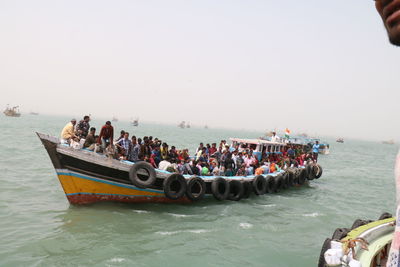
top-left (382, 139), bottom-right (395, 145)
top-left (132, 118), bottom-right (139, 127)
top-left (112, 116), bottom-right (118, 122)
top-left (204, 125), bottom-right (208, 129)
top-left (336, 138), bottom-right (344, 143)
top-left (3, 105), bottom-right (21, 117)
top-left (186, 122), bottom-right (190, 128)
top-left (178, 121), bottom-right (185, 129)
top-left (29, 111), bottom-right (39, 115)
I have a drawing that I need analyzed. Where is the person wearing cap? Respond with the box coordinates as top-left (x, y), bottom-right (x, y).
top-left (61, 119), bottom-right (77, 144)
top-left (374, 0), bottom-right (400, 265)
top-left (97, 121), bottom-right (114, 150)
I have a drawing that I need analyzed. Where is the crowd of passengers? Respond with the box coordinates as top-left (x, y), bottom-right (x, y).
top-left (61, 116), bottom-right (316, 177)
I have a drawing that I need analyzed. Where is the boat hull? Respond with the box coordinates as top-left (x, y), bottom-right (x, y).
top-left (56, 169), bottom-right (189, 204)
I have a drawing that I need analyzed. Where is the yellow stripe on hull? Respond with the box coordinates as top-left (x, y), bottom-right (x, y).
top-left (57, 172), bottom-right (164, 197)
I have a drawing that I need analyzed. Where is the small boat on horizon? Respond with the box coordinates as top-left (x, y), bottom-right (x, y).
top-left (382, 139), bottom-right (395, 145)
top-left (3, 105), bottom-right (21, 117)
top-left (112, 116), bottom-right (118, 122)
top-left (178, 121), bottom-right (186, 129)
top-left (336, 138), bottom-right (344, 143)
top-left (29, 111), bottom-right (39, 115)
top-left (132, 118), bottom-right (139, 127)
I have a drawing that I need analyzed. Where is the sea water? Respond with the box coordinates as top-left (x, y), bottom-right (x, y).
top-left (0, 114), bottom-right (397, 266)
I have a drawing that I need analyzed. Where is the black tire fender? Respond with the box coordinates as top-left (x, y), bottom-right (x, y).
top-left (211, 177), bottom-right (230, 201)
top-left (265, 175), bottom-right (276, 193)
top-left (307, 164), bottom-right (315, 180)
top-left (331, 228), bottom-right (350, 240)
top-left (298, 169), bottom-right (307, 185)
top-left (274, 174), bottom-right (284, 192)
top-left (314, 164), bottom-right (323, 179)
top-left (318, 238), bottom-right (332, 267)
top-left (185, 176), bottom-right (206, 201)
top-left (163, 173), bottom-right (187, 200)
top-left (241, 181), bottom-right (252, 199)
top-left (129, 162), bottom-right (157, 188)
top-left (252, 175), bottom-right (267, 195)
top-left (228, 180), bottom-right (244, 201)
top-left (378, 212), bottom-right (393, 220)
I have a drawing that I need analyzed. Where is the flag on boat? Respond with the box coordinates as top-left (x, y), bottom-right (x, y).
top-left (285, 128), bottom-right (291, 139)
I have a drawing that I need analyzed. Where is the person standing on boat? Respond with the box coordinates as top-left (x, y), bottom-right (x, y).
top-left (374, 0), bottom-right (400, 265)
top-left (312, 141), bottom-right (320, 162)
top-left (115, 132), bottom-right (132, 159)
top-left (271, 132), bottom-right (280, 143)
top-left (61, 118), bottom-right (77, 144)
top-left (97, 121), bottom-right (114, 151)
top-left (75, 115), bottom-right (91, 139)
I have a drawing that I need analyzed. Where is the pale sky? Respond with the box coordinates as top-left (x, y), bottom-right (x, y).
top-left (1, 0), bottom-right (399, 141)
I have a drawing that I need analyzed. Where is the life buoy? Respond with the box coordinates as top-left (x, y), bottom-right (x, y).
top-left (314, 164), bottom-right (323, 179)
top-left (265, 175), bottom-right (276, 193)
top-left (211, 177), bottom-right (230, 201)
top-left (163, 173), bottom-right (187, 200)
top-left (242, 181), bottom-right (252, 199)
top-left (228, 180), bottom-right (244, 201)
top-left (252, 175), bottom-right (267, 195)
top-left (185, 176), bottom-right (206, 201)
top-left (128, 162), bottom-right (157, 188)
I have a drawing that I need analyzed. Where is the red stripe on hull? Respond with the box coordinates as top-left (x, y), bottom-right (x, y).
top-left (66, 194), bottom-right (192, 205)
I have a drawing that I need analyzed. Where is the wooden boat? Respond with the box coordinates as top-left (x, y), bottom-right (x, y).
top-left (382, 139), bottom-right (395, 145)
top-left (318, 213), bottom-right (394, 267)
top-left (37, 133), bottom-right (324, 205)
top-left (4, 105), bottom-right (21, 117)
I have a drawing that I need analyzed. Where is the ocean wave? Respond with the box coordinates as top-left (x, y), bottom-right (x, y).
top-left (156, 229), bottom-right (210, 236)
top-left (239, 223), bottom-right (253, 229)
top-left (302, 212), bottom-right (320, 217)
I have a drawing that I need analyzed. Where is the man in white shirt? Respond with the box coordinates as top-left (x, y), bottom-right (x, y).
top-left (271, 132), bottom-right (280, 143)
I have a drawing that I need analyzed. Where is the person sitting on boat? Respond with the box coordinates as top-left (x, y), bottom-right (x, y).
top-left (160, 142), bottom-right (169, 160)
top-left (61, 118), bottom-right (78, 144)
top-left (115, 132), bottom-right (132, 159)
top-left (271, 132), bottom-right (281, 143)
top-left (208, 143), bottom-right (217, 156)
top-left (255, 163), bottom-right (265, 175)
top-left (196, 143), bottom-right (204, 154)
top-left (211, 161), bottom-right (219, 176)
top-left (75, 115), bottom-right (91, 139)
top-left (312, 141), bottom-right (320, 162)
top-left (159, 159), bottom-right (172, 171)
top-left (168, 146), bottom-right (179, 161)
top-left (129, 136), bottom-right (140, 162)
top-left (115, 130), bottom-right (125, 142)
top-left (97, 121), bottom-right (114, 150)
top-left (236, 164), bottom-right (246, 176)
top-left (261, 160), bottom-right (270, 174)
top-left (83, 127), bottom-right (97, 151)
